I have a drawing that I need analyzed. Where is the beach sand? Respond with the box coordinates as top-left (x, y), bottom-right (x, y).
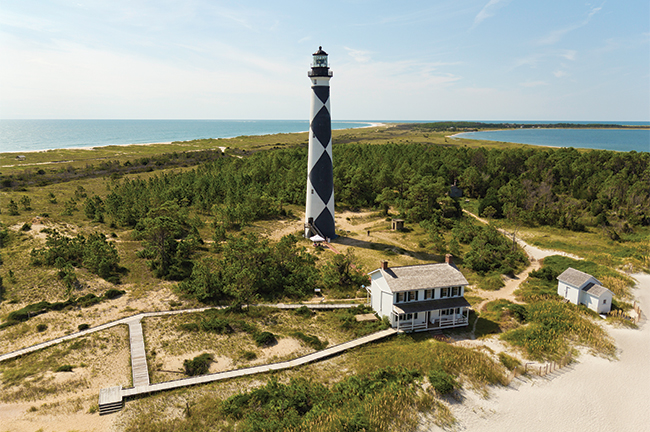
top-left (429, 273), bottom-right (650, 432)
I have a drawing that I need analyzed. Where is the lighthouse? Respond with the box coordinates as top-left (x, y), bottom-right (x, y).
top-left (305, 46), bottom-right (335, 240)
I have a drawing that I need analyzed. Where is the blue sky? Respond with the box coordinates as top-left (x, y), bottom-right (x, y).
top-left (1, 0), bottom-right (648, 121)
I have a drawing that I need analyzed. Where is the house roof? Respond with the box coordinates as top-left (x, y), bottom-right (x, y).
top-left (581, 282), bottom-right (611, 297)
top-left (373, 263), bottom-right (468, 293)
top-left (557, 267), bottom-right (601, 288)
top-left (394, 297), bottom-right (471, 314)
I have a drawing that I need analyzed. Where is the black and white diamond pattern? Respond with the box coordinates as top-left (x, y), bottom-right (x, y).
top-left (306, 81), bottom-right (335, 239)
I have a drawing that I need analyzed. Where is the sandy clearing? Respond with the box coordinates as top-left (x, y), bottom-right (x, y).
top-left (431, 272), bottom-right (650, 432)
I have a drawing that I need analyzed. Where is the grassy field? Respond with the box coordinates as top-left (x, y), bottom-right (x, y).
top-left (1, 124), bottom-right (645, 431)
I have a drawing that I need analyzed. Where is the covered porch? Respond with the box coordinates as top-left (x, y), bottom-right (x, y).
top-left (392, 297), bottom-right (471, 332)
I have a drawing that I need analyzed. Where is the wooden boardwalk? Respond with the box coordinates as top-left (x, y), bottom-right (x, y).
top-left (0, 304), bottom-right (355, 364)
top-left (127, 318), bottom-right (150, 388)
top-left (0, 302), bottom-right (386, 414)
top-left (121, 327), bottom-right (398, 398)
top-left (0, 307), bottom-right (212, 363)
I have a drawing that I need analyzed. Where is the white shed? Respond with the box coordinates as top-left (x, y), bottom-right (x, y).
top-left (556, 267), bottom-right (613, 314)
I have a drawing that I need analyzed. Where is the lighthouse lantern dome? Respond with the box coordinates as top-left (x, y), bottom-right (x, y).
top-left (312, 46), bottom-right (328, 68)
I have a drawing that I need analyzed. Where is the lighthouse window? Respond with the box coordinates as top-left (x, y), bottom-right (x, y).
top-left (313, 80), bottom-right (317, 84)
top-left (311, 189), bottom-right (314, 194)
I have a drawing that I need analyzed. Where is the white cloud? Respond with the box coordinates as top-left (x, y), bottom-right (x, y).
top-left (345, 47), bottom-right (372, 63)
top-left (537, 4), bottom-right (603, 45)
top-left (561, 50), bottom-right (577, 61)
top-left (474, 0), bottom-right (511, 26)
top-left (553, 70), bottom-right (568, 78)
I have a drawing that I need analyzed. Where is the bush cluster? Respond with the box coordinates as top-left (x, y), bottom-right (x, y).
top-left (0, 289), bottom-right (126, 329)
top-left (183, 353), bottom-right (213, 376)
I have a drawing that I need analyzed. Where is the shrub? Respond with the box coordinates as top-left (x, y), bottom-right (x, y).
top-left (506, 303), bottom-right (527, 322)
top-left (291, 331), bottom-right (328, 350)
top-left (36, 324), bottom-right (48, 332)
top-left (56, 364), bottom-right (74, 372)
top-left (240, 351), bottom-right (257, 361)
top-left (178, 322), bottom-right (200, 332)
top-left (254, 331), bottom-right (277, 347)
top-left (103, 289), bottom-right (125, 299)
top-left (428, 370), bottom-right (459, 394)
top-left (20, 223), bottom-right (31, 231)
top-left (77, 294), bottom-right (102, 308)
top-left (201, 317), bottom-right (232, 334)
top-left (183, 353), bottom-right (213, 376)
top-left (78, 323), bottom-right (90, 331)
top-left (498, 352), bottom-right (521, 370)
top-left (294, 305), bottom-right (313, 319)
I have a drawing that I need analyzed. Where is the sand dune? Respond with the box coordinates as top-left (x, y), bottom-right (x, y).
top-left (430, 273), bottom-right (649, 431)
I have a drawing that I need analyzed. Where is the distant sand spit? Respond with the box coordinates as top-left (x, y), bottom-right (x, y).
top-left (431, 273), bottom-right (649, 432)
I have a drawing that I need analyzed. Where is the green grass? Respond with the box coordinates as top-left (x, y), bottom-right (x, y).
top-left (516, 255), bottom-right (634, 303)
top-left (501, 300), bottom-right (615, 361)
top-left (354, 333), bottom-right (507, 389)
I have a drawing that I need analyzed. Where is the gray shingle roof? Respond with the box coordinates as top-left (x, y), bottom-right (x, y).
top-left (581, 282), bottom-right (611, 297)
top-left (394, 297), bottom-right (471, 314)
top-left (557, 267), bottom-right (600, 288)
top-left (378, 263), bottom-right (468, 293)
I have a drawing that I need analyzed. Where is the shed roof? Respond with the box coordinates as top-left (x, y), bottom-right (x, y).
top-left (581, 282), bottom-right (611, 297)
top-left (373, 263), bottom-right (468, 293)
top-left (557, 267), bottom-right (601, 288)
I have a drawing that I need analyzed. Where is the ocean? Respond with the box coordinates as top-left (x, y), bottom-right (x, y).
top-left (0, 119), bottom-right (375, 153)
top-left (1, 120), bottom-right (649, 153)
top-left (453, 128), bottom-right (650, 152)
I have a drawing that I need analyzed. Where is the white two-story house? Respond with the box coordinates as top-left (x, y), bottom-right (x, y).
top-left (367, 255), bottom-right (470, 332)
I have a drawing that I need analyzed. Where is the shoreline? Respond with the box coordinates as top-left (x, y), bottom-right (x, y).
top-left (447, 128), bottom-right (649, 152)
top-left (1, 122), bottom-right (385, 156)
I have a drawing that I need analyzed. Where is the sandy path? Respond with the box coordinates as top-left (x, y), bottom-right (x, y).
top-left (465, 209), bottom-right (580, 313)
top-left (432, 273), bottom-right (649, 432)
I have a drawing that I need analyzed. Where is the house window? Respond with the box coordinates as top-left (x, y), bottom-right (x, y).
top-left (408, 291), bottom-right (418, 301)
top-left (424, 289), bottom-right (433, 300)
top-left (452, 287), bottom-right (459, 296)
top-left (396, 293), bottom-right (405, 303)
top-left (441, 288), bottom-right (449, 298)
top-left (399, 313), bottom-right (413, 321)
top-left (455, 308), bottom-right (460, 314)
top-left (603, 299), bottom-right (607, 304)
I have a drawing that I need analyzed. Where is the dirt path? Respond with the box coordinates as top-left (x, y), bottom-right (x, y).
top-left (463, 209), bottom-right (583, 317)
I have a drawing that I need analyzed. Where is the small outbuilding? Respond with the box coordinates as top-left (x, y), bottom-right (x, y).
top-left (391, 219), bottom-right (404, 231)
top-left (556, 267), bottom-right (613, 314)
top-left (449, 181), bottom-right (463, 198)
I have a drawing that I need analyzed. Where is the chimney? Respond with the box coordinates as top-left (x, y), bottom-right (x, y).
top-left (380, 261), bottom-right (388, 271)
top-left (445, 254), bottom-right (453, 265)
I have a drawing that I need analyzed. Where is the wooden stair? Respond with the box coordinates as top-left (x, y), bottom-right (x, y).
top-left (98, 386), bottom-right (123, 415)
